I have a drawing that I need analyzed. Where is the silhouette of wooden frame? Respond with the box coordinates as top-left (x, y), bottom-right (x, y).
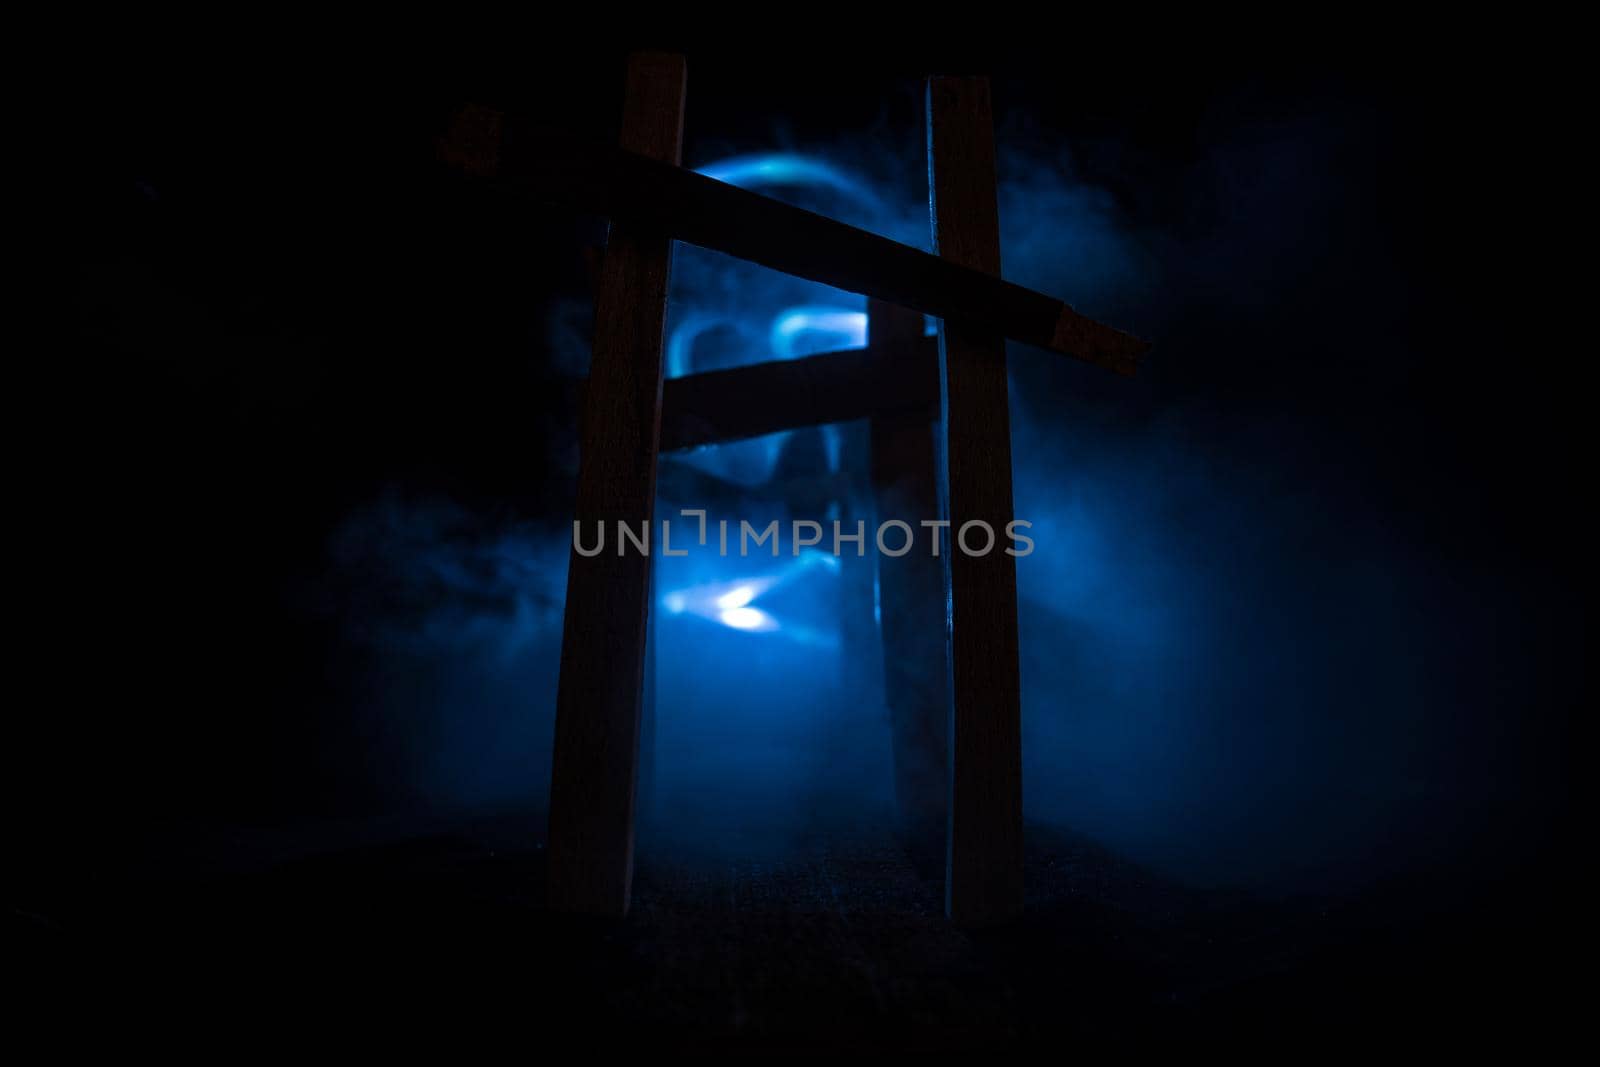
top-left (439, 52), bottom-right (1147, 923)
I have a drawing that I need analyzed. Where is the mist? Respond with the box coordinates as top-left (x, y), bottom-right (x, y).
top-left (335, 82), bottom-right (1565, 895)
top-left (59, 67), bottom-right (1571, 907)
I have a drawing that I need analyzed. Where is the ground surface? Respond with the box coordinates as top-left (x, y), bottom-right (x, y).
top-left (13, 808), bottom-right (1555, 1050)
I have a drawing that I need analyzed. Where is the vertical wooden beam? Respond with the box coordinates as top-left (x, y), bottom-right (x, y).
top-left (867, 299), bottom-right (948, 855)
top-left (928, 76), bottom-right (1024, 924)
top-left (547, 52), bottom-right (686, 916)
top-left (637, 563), bottom-right (659, 830)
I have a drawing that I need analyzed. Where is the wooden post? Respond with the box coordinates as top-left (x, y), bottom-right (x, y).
top-left (637, 564), bottom-right (659, 830)
top-left (867, 299), bottom-right (949, 855)
top-left (928, 76), bottom-right (1024, 923)
top-left (546, 52), bottom-right (686, 916)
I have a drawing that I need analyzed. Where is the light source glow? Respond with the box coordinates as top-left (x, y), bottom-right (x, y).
top-left (657, 552), bottom-right (841, 640)
top-left (718, 605), bottom-right (777, 632)
top-left (770, 306), bottom-right (868, 360)
top-left (696, 153), bottom-right (884, 214)
top-left (715, 584), bottom-right (758, 610)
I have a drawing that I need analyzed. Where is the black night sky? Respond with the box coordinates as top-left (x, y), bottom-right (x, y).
top-left (29, 35), bottom-right (1578, 1049)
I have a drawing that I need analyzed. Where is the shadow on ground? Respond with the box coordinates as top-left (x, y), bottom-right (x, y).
top-left (13, 808), bottom-right (1556, 1049)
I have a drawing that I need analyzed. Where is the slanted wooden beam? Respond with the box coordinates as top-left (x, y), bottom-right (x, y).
top-left (867, 298), bottom-right (950, 857)
top-left (546, 52), bottom-right (685, 916)
top-left (658, 338), bottom-right (939, 452)
top-left (439, 108), bottom-right (1147, 375)
top-left (930, 76), bottom-right (1025, 925)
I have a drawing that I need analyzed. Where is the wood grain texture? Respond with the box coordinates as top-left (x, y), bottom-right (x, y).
top-left (438, 106), bottom-right (1146, 375)
top-left (867, 299), bottom-right (950, 854)
top-left (546, 52), bottom-right (685, 916)
top-left (638, 566), bottom-right (659, 832)
top-left (929, 76), bottom-right (1024, 925)
top-left (657, 338), bottom-right (939, 452)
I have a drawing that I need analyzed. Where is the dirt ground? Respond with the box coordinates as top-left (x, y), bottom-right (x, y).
top-left (12, 808), bottom-right (1559, 1050)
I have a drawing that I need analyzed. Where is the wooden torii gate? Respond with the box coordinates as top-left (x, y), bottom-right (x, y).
top-left (440, 52), bottom-right (1147, 924)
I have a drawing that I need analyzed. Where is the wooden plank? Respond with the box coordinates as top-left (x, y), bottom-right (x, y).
top-left (637, 564), bottom-right (658, 831)
top-left (929, 76), bottom-right (1024, 924)
top-left (546, 52), bottom-right (685, 916)
top-left (658, 338), bottom-right (939, 452)
top-left (439, 107), bottom-right (1147, 375)
top-left (867, 298), bottom-right (950, 859)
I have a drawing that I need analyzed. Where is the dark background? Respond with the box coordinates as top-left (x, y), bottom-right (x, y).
top-left (29, 35), bottom-right (1578, 1045)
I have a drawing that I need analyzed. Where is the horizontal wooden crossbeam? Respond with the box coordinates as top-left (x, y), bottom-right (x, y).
top-left (440, 106), bottom-right (1148, 376)
top-left (658, 337), bottom-right (940, 451)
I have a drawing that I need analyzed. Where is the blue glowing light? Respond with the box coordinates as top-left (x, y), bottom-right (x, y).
top-left (663, 152), bottom-right (885, 489)
top-left (770, 306), bottom-right (868, 360)
top-left (665, 313), bottom-right (741, 379)
top-left (658, 551), bottom-right (839, 641)
top-left (719, 605), bottom-right (777, 631)
top-left (653, 153), bottom-right (887, 640)
top-left (715, 584), bottom-right (760, 610)
top-left (696, 153), bottom-right (885, 214)
top-left (669, 153), bottom-right (878, 378)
